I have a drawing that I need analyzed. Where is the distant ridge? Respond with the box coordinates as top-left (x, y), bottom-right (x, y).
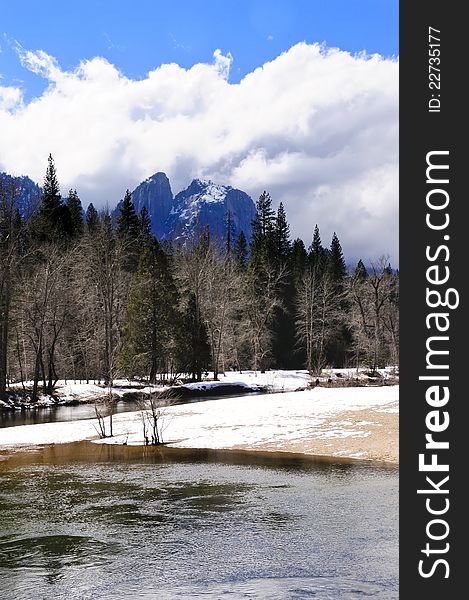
top-left (0, 172), bottom-right (41, 217)
top-left (125, 173), bottom-right (256, 244)
top-left (0, 169), bottom-right (256, 244)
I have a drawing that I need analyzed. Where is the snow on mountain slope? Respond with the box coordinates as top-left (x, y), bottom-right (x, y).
top-left (131, 174), bottom-right (256, 244)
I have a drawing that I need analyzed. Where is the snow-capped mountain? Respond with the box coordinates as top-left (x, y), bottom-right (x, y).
top-left (130, 174), bottom-right (256, 244)
top-left (1, 168), bottom-right (256, 245)
top-left (164, 178), bottom-right (255, 243)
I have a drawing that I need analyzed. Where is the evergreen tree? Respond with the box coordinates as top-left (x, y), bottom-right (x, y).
top-left (310, 224), bottom-right (322, 257)
top-left (270, 203), bottom-right (294, 367)
top-left (117, 190), bottom-right (140, 240)
top-left (325, 232), bottom-right (349, 367)
top-left (177, 293), bottom-right (211, 381)
top-left (328, 232), bottom-right (346, 282)
top-left (355, 259), bottom-right (368, 280)
top-left (66, 189), bottom-right (84, 237)
top-left (138, 206), bottom-right (152, 247)
top-left (250, 191), bottom-right (276, 264)
top-left (383, 262), bottom-right (393, 276)
top-left (290, 238), bottom-right (307, 282)
top-left (233, 231), bottom-right (248, 267)
top-left (117, 190), bottom-right (140, 271)
top-left (308, 224), bottom-right (327, 273)
top-left (1, 157), bottom-right (401, 391)
top-left (36, 154), bottom-right (72, 241)
top-left (249, 192), bottom-right (290, 369)
top-left (85, 203), bottom-right (99, 233)
top-left (42, 154), bottom-right (62, 215)
top-left (120, 236), bottom-right (179, 383)
top-left (274, 202), bottom-right (291, 263)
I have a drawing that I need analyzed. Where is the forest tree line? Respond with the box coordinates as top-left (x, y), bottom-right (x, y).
top-left (0, 156), bottom-right (399, 401)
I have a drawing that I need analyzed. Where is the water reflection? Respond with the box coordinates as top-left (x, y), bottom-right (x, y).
top-left (0, 400), bottom-right (140, 428)
top-left (0, 445), bottom-right (398, 599)
top-left (0, 392), bottom-right (260, 428)
top-left (0, 534), bottom-right (112, 569)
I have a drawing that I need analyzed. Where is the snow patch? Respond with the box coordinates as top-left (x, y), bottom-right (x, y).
top-left (1, 385), bottom-right (399, 457)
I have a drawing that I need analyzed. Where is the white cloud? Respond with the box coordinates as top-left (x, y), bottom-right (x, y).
top-left (0, 42), bottom-right (398, 265)
top-left (0, 84), bottom-right (22, 110)
top-left (212, 48), bottom-right (233, 80)
top-left (16, 45), bottom-right (63, 81)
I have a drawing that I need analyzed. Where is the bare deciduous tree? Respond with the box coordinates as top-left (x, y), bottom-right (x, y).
top-left (137, 389), bottom-right (173, 445)
top-left (296, 268), bottom-right (344, 375)
top-left (348, 255), bottom-right (397, 373)
top-left (0, 179), bottom-right (21, 400)
top-left (17, 244), bottom-right (70, 400)
top-left (240, 262), bottom-right (287, 372)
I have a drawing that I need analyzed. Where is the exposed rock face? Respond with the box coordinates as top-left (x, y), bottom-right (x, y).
top-left (1, 169), bottom-right (257, 246)
top-left (130, 172), bottom-right (173, 241)
top-left (162, 178), bottom-right (255, 244)
top-left (0, 172), bottom-right (41, 217)
top-left (126, 174), bottom-right (255, 244)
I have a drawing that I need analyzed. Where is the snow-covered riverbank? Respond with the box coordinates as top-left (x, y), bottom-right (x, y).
top-left (0, 385), bottom-right (399, 465)
top-left (1, 368), bottom-right (397, 410)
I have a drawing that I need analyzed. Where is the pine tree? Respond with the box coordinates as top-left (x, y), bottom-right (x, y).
top-left (269, 203), bottom-right (294, 367)
top-left (117, 190), bottom-right (140, 271)
top-left (36, 154), bottom-right (72, 241)
top-left (250, 191), bottom-right (276, 264)
top-left (309, 224), bottom-right (327, 272)
top-left (42, 154), bottom-right (62, 215)
top-left (66, 189), bottom-right (84, 237)
top-left (290, 238), bottom-right (307, 282)
top-left (233, 231), bottom-right (248, 267)
top-left (85, 203), bottom-right (99, 233)
top-left (177, 293), bottom-right (211, 381)
top-left (138, 206), bottom-right (152, 247)
top-left (117, 190), bottom-right (139, 239)
top-left (355, 259), bottom-right (368, 280)
top-left (120, 236), bottom-right (179, 383)
top-left (324, 232), bottom-right (348, 367)
top-left (383, 262), bottom-right (393, 276)
top-left (274, 202), bottom-right (291, 263)
top-left (310, 224), bottom-right (322, 256)
top-left (328, 232), bottom-right (346, 282)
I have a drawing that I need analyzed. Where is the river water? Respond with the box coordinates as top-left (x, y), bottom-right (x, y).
top-left (0, 400), bottom-right (141, 428)
top-left (0, 394), bottom-right (256, 428)
top-left (0, 443), bottom-right (398, 599)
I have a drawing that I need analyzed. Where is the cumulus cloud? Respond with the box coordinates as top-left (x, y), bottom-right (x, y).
top-left (16, 45), bottom-right (62, 81)
top-left (0, 43), bottom-right (398, 265)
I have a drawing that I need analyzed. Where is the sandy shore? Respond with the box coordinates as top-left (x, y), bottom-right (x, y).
top-left (232, 406), bottom-right (398, 464)
top-left (1, 385), bottom-right (399, 466)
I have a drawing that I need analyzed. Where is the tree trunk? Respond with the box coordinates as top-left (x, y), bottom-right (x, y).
top-left (0, 288), bottom-right (9, 401)
top-left (32, 336), bottom-right (43, 403)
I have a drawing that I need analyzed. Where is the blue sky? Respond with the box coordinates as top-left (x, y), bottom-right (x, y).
top-left (1, 0), bottom-right (398, 100)
top-left (0, 1), bottom-right (398, 264)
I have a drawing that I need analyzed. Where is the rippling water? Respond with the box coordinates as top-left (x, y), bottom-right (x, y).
top-left (0, 400), bottom-right (140, 428)
top-left (0, 393), bottom-right (253, 428)
top-left (0, 445), bottom-right (398, 599)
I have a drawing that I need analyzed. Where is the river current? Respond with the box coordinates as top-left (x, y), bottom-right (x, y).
top-left (0, 443), bottom-right (398, 599)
